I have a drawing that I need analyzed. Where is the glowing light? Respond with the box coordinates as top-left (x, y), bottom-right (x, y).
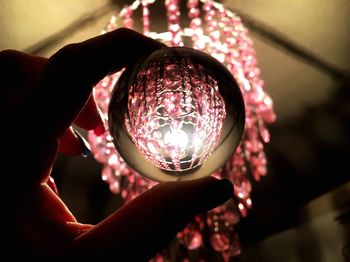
top-left (164, 129), bottom-right (189, 152)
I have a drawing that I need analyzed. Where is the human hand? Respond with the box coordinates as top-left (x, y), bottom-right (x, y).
top-left (1, 28), bottom-right (233, 261)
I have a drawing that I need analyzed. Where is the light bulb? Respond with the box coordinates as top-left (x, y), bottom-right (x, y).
top-left (108, 47), bottom-right (245, 181)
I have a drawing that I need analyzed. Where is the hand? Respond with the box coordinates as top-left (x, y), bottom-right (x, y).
top-left (1, 28), bottom-right (233, 261)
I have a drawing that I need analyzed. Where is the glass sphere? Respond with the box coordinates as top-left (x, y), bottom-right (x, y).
top-left (108, 47), bottom-right (245, 182)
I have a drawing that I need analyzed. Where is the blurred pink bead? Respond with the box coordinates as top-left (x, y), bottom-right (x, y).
top-left (185, 230), bottom-right (203, 250)
top-left (109, 181), bottom-right (120, 194)
top-left (229, 233), bottom-right (242, 256)
top-left (211, 233), bottom-right (230, 252)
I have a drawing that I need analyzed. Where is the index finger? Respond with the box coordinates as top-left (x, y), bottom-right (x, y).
top-left (21, 28), bottom-right (164, 138)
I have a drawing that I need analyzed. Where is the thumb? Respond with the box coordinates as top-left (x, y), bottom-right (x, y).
top-left (70, 176), bottom-right (233, 260)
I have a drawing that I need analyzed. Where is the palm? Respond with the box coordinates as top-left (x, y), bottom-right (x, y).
top-left (2, 28), bottom-right (233, 260)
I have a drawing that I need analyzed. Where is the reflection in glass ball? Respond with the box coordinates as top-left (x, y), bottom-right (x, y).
top-left (126, 52), bottom-right (226, 171)
top-left (109, 47), bottom-right (245, 182)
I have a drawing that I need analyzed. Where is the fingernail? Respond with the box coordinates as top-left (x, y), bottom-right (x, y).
top-left (93, 122), bottom-right (105, 136)
top-left (47, 176), bottom-right (59, 196)
top-left (73, 128), bottom-right (92, 157)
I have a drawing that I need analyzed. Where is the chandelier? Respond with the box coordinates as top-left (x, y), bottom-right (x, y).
top-left (88, 0), bottom-right (276, 260)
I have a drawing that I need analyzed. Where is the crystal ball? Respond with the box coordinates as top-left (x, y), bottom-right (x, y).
top-left (108, 47), bottom-right (245, 182)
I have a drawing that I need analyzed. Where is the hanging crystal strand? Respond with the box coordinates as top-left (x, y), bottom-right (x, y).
top-left (202, 0), bottom-right (225, 63)
top-left (232, 14), bottom-right (275, 182)
top-left (216, 9), bottom-right (252, 217)
top-left (92, 75), bottom-right (112, 119)
top-left (224, 199), bottom-right (242, 258)
top-left (121, 5), bottom-right (134, 29)
top-left (218, 5), bottom-right (248, 92)
top-left (187, 0), bottom-right (205, 50)
top-left (165, 0), bottom-right (184, 46)
top-left (207, 198), bottom-right (239, 261)
top-left (177, 218), bottom-right (203, 250)
top-left (218, 9), bottom-right (249, 94)
top-left (228, 231), bottom-right (242, 257)
top-left (219, 8), bottom-right (272, 183)
top-left (225, 145), bottom-right (251, 217)
top-left (141, 0), bottom-right (150, 34)
top-left (244, 112), bottom-right (266, 181)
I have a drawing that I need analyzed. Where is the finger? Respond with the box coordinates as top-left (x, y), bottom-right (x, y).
top-left (0, 50), bottom-right (47, 85)
top-left (58, 127), bottom-right (91, 157)
top-left (47, 176), bottom-right (59, 196)
top-left (0, 50), bottom-right (47, 114)
top-left (21, 28), bottom-right (164, 138)
top-left (73, 94), bottom-right (104, 135)
top-left (70, 177), bottom-right (234, 260)
top-left (58, 127), bottom-right (82, 155)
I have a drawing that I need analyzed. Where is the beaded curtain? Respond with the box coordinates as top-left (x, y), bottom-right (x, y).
top-left (88, 0), bottom-right (276, 260)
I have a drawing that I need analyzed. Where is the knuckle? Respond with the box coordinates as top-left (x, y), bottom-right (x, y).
top-left (48, 43), bottom-right (82, 69)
